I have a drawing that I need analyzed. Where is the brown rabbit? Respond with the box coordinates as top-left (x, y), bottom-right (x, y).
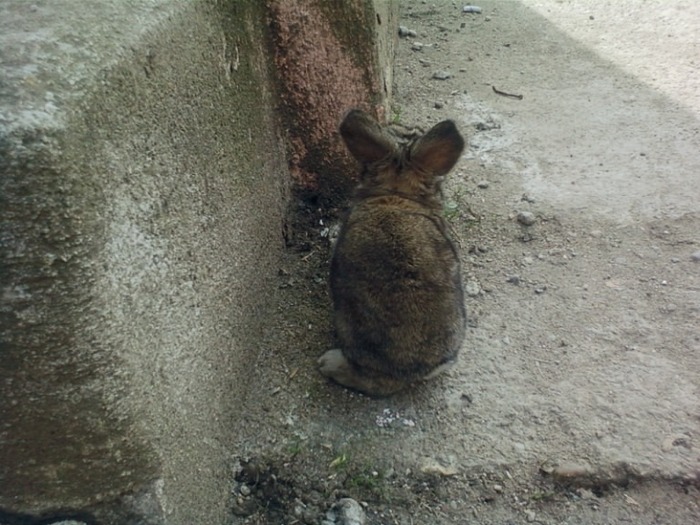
top-left (318, 109), bottom-right (466, 397)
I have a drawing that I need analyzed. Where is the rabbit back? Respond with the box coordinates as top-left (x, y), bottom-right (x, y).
top-left (331, 197), bottom-right (465, 380)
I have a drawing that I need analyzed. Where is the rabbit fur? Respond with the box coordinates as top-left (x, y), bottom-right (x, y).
top-left (318, 109), bottom-right (466, 397)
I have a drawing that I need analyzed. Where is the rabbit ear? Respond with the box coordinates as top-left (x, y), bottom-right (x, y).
top-left (340, 110), bottom-right (397, 164)
top-left (408, 120), bottom-right (464, 176)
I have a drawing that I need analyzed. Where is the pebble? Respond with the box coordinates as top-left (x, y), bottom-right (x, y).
top-left (398, 26), bottom-right (417, 37)
top-left (239, 483), bottom-right (251, 496)
top-left (525, 509), bottom-right (537, 522)
top-left (691, 250), bottom-right (700, 262)
top-left (477, 180), bottom-right (490, 188)
top-left (465, 280), bottom-right (481, 297)
top-left (534, 286), bottom-right (547, 294)
top-left (463, 5), bottom-right (483, 14)
top-left (432, 70), bottom-right (452, 80)
top-left (517, 211), bottom-right (536, 226)
top-left (506, 274), bottom-right (521, 285)
top-left (551, 461), bottom-right (592, 481)
top-left (326, 498), bottom-right (366, 525)
top-left (411, 42), bottom-right (424, 51)
top-left (434, 101), bottom-right (444, 109)
top-left (421, 462), bottom-right (458, 477)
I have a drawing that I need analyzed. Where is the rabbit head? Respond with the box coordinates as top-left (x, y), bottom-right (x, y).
top-left (339, 109), bottom-right (465, 207)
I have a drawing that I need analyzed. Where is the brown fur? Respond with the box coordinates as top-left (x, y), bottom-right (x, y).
top-left (318, 109), bottom-right (466, 396)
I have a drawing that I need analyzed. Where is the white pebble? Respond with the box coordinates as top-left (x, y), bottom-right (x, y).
top-left (433, 70), bottom-right (452, 80)
top-left (517, 211), bottom-right (536, 226)
top-left (465, 280), bottom-right (481, 297)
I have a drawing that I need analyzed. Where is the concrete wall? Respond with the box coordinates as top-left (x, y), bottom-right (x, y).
top-left (269, 0), bottom-right (399, 204)
top-left (0, 1), bottom-right (396, 524)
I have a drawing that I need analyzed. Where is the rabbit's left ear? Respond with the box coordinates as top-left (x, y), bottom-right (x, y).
top-left (340, 109), bottom-right (398, 165)
top-left (408, 120), bottom-right (464, 176)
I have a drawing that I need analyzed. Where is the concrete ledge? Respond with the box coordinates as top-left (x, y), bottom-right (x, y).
top-left (1, 1), bottom-right (289, 523)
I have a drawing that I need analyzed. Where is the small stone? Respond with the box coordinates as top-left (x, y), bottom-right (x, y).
top-left (525, 509), bottom-right (537, 522)
top-left (493, 484), bottom-right (503, 493)
top-left (331, 498), bottom-right (366, 525)
top-left (551, 461), bottom-right (592, 481)
top-left (671, 257), bottom-right (680, 263)
top-left (239, 483), bottom-right (251, 496)
top-left (421, 462), bottom-right (458, 477)
top-left (465, 280), bottom-right (481, 297)
top-left (691, 250), bottom-right (700, 262)
top-left (517, 211), bottom-right (536, 226)
top-left (433, 70), bottom-right (452, 80)
top-left (506, 274), bottom-right (520, 285)
top-left (434, 101), bottom-right (444, 109)
top-left (463, 5), bottom-right (483, 14)
top-left (534, 286), bottom-right (547, 294)
top-left (411, 42), bottom-right (424, 51)
top-left (477, 180), bottom-right (490, 188)
top-left (232, 495), bottom-right (257, 516)
top-left (398, 25), bottom-right (410, 37)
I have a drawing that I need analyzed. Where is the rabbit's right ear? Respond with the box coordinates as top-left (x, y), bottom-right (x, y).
top-left (340, 109), bottom-right (397, 165)
top-left (408, 120), bottom-right (464, 177)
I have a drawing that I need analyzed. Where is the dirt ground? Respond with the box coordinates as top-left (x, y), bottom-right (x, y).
top-left (229, 1), bottom-right (699, 523)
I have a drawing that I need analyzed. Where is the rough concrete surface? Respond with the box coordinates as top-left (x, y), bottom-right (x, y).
top-left (224, 1), bottom-right (700, 524)
top-left (1, 1), bottom-right (290, 524)
top-left (268, 0), bottom-right (398, 204)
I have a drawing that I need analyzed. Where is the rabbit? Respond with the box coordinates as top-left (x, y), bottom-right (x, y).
top-left (318, 109), bottom-right (466, 397)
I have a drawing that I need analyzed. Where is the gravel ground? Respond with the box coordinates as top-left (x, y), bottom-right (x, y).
top-left (228, 2), bottom-right (700, 523)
